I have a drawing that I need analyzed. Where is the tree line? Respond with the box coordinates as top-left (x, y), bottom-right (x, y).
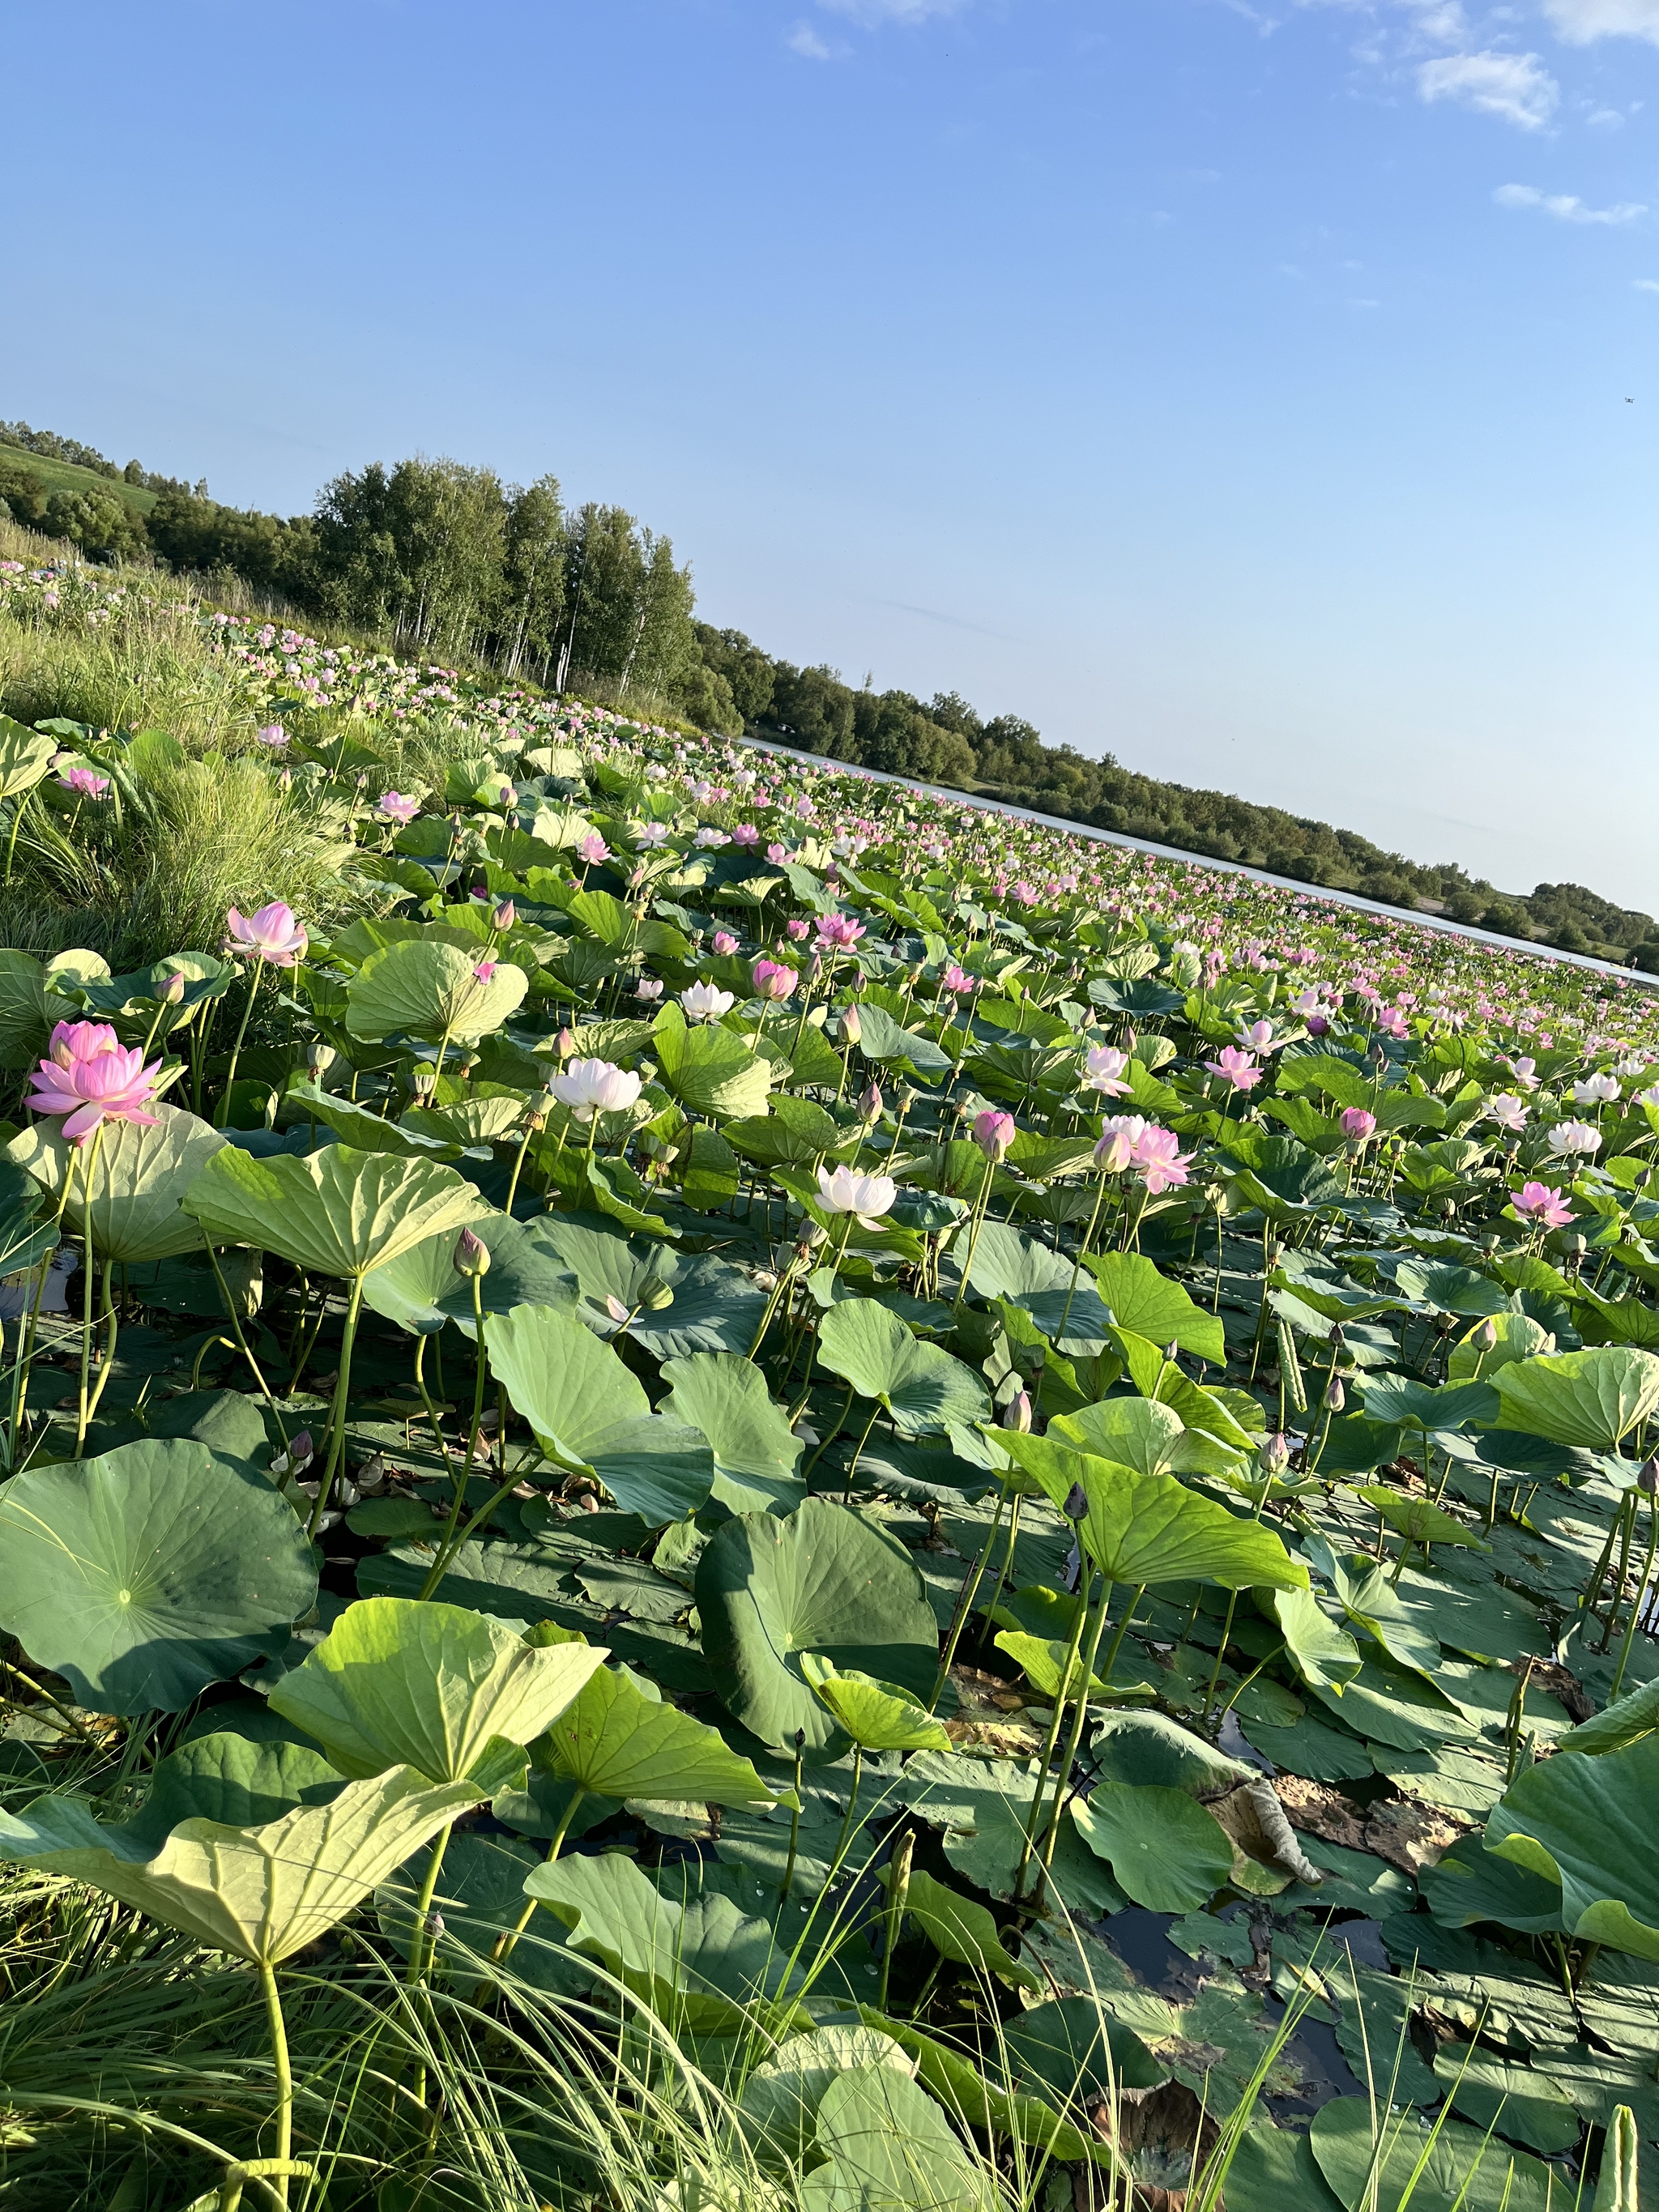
top-left (0, 418), bottom-right (1653, 968)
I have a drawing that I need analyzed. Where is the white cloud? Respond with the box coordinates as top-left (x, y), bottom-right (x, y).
top-left (1495, 181), bottom-right (1647, 219)
top-left (1635, 276), bottom-right (1659, 291)
top-left (788, 23), bottom-right (834, 56)
top-left (817, 0), bottom-right (968, 21)
top-left (1418, 50), bottom-right (1559, 126)
top-left (1540, 0), bottom-right (1659, 45)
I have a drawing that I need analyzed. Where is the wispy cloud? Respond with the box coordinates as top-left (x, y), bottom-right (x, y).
top-left (1495, 181), bottom-right (1647, 220)
top-left (1635, 276), bottom-right (1659, 291)
top-left (787, 22), bottom-right (834, 57)
top-left (1418, 50), bottom-right (1559, 127)
top-left (1540, 0), bottom-right (1659, 45)
top-left (818, 0), bottom-right (969, 22)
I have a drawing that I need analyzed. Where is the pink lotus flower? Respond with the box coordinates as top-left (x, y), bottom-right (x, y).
top-left (731, 823), bottom-right (761, 846)
top-left (377, 791), bottom-right (420, 825)
top-left (973, 1110), bottom-right (1017, 1161)
top-left (940, 965), bottom-right (979, 998)
top-left (255, 723), bottom-right (289, 748)
top-left (816, 913), bottom-right (867, 951)
top-left (1512, 1180), bottom-right (1576, 1230)
top-left (1235, 1020), bottom-right (1279, 1052)
top-left (1084, 1045), bottom-right (1132, 1096)
top-left (1134, 1124), bottom-right (1193, 1195)
top-left (712, 931), bottom-right (740, 957)
top-left (1339, 1107), bottom-right (1378, 1141)
top-left (1205, 1046), bottom-right (1261, 1092)
top-left (766, 842), bottom-right (789, 863)
top-left (752, 960), bottom-right (797, 1002)
top-left (786, 918), bottom-right (812, 942)
top-left (474, 961), bottom-right (498, 984)
top-left (1094, 1114), bottom-right (1146, 1173)
top-left (226, 900), bottom-right (308, 967)
top-left (26, 1021), bottom-right (163, 1145)
top-left (58, 766), bottom-right (110, 800)
top-left (576, 832), bottom-right (610, 867)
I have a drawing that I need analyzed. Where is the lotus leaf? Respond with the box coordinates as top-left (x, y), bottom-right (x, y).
top-left (1082, 1250), bottom-right (1226, 1362)
top-left (531, 1662), bottom-right (777, 1805)
top-left (885, 1865), bottom-right (1041, 1988)
top-left (816, 1298), bottom-right (990, 1438)
top-left (181, 1143), bottom-right (488, 1280)
top-left (1491, 1347), bottom-right (1659, 1452)
top-left (1309, 2094), bottom-right (1563, 2212)
top-left (345, 939), bottom-right (528, 1041)
top-left (660, 1352), bottom-right (805, 1514)
top-left (1071, 1780), bottom-right (1235, 1912)
top-left (0, 1437), bottom-right (317, 1713)
top-left (8, 1103), bottom-right (228, 1263)
top-left (800, 1656), bottom-right (952, 1751)
top-left (804, 2062), bottom-right (993, 2212)
top-left (1486, 1734), bottom-right (1659, 1958)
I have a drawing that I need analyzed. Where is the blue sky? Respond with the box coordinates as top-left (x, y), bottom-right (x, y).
top-left (4, 0), bottom-right (1657, 904)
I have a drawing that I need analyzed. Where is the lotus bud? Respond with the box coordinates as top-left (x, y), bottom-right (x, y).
top-left (493, 898), bottom-right (515, 932)
top-left (640, 1276), bottom-right (675, 1311)
top-left (858, 1080), bottom-right (884, 1124)
top-left (1473, 1318), bottom-right (1499, 1350)
top-left (410, 1068), bottom-right (438, 1102)
top-left (1064, 1481), bottom-right (1090, 1522)
top-left (1001, 1391), bottom-right (1033, 1434)
top-left (1260, 1433), bottom-right (1292, 1477)
top-left (840, 1004), bottom-right (863, 1046)
top-left (1123, 1029), bottom-right (1138, 1058)
top-left (1164, 1340), bottom-right (1179, 1363)
top-left (1640, 1457), bottom-right (1659, 1496)
top-left (159, 971), bottom-right (186, 1005)
top-left (604, 1294), bottom-right (631, 1323)
top-left (973, 1109), bottom-right (1017, 1162)
top-left (309, 1042), bottom-right (336, 1076)
top-left (454, 1226), bottom-right (490, 1276)
top-left (1324, 1375), bottom-right (1346, 1413)
top-left (557, 1027), bottom-right (576, 1060)
top-left (1328, 1322), bottom-right (1346, 1347)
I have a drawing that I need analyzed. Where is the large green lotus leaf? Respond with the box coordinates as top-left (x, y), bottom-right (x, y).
top-left (1301, 1536), bottom-right (1446, 1686)
top-left (521, 1851), bottom-right (808, 2031)
top-left (738, 2027), bottom-right (918, 2172)
top-left (533, 1664), bottom-right (775, 1805)
top-left (1081, 1251), bottom-right (1226, 1363)
top-left (0, 1438), bottom-right (317, 1715)
top-left (181, 1143), bottom-right (488, 1279)
top-left (267, 1596), bottom-right (607, 1784)
top-left (1491, 1348), bottom-right (1659, 1452)
top-left (359, 1208), bottom-right (580, 1335)
top-left (854, 2011), bottom-right (1100, 2164)
top-left (284, 1083), bottom-right (461, 1160)
top-left (996, 1435), bottom-right (1307, 1590)
top-left (0, 1765), bottom-right (479, 1964)
top-left (1265, 1585), bottom-right (1363, 1695)
top-left (1309, 2095), bottom-right (1563, 2212)
top-left (1357, 1375), bottom-right (1502, 1432)
top-left (345, 939), bottom-right (528, 1042)
top-left (817, 1298), bottom-right (990, 1438)
top-left (0, 1157), bottom-right (58, 1278)
top-left (1486, 1735), bottom-right (1659, 1959)
top-left (652, 1008), bottom-right (776, 1119)
top-left (122, 1730), bottom-right (347, 1849)
top-left (1434, 2044), bottom-right (1580, 2157)
top-left (1356, 1485), bottom-right (1489, 1554)
top-left (800, 1656), bottom-right (952, 1753)
top-left (527, 1219), bottom-right (767, 1357)
top-left (694, 1498), bottom-right (940, 1754)
top-left (893, 1751), bottom-right (1128, 1914)
top-left (586, 1417), bottom-right (717, 1528)
top-left (7, 1104), bottom-right (228, 1263)
top-left (805, 2062), bottom-right (994, 2212)
top-left (1392, 1258), bottom-right (1512, 1319)
top-left (0, 714), bottom-right (58, 800)
top-left (1192, 2120), bottom-right (1341, 2212)
top-left (1559, 1677), bottom-right (1659, 1758)
top-left (1307, 1658), bottom-right (1477, 1751)
top-left (1047, 1397), bottom-right (1184, 1477)
top-left (1421, 1831), bottom-right (1566, 1934)
top-left (486, 1300), bottom-right (650, 1455)
top-left (403, 1094), bottom-right (530, 1148)
top-left (1088, 1710), bottom-right (1254, 1797)
top-left (660, 1352), bottom-right (806, 1515)
top-left (1071, 1780), bottom-right (1235, 1912)
top-left (959, 1221), bottom-right (1073, 1300)
top-left (887, 1864), bottom-right (1041, 1988)
top-left (1390, 1565), bottom-right (1546, 1668)
top-left (992, 1630), bottom-right (1153, 1704)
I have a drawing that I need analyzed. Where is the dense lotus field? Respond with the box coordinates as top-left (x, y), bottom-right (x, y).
top-left (0, 565), bottom-right (1656, 2210)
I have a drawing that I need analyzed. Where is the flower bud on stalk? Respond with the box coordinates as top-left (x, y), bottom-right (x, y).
top-left (492, 899), bottom-right (515, 932)
top-left (454, 1226), bottom-right (490, 1277)
top-left (858, 1080), bottom-right (884, 1124)
top-left (309, 1042), bottom-right (336, 1076)
top-left (1640, 1458), bottom-right (1659, 1497)
top-left (1260, 1433), bottom-right (1292, 1477)
top-left (973, 1110), bottom-right (1017, 1162)
top-left (1324, 1375), bottom-right (1346, 1413)
top-left (1064, 1481), bottom-right (1090, 1522)
top-left (557, 1027), bottom-right (576, 1061)
top-left (840, 1003), bottom-right (862, 1046)
top-left (159, 971), bottom-right (186, 1005)
top-left (1474, 1318), bottom-right (1499, 1351)
top-left (1001, 1391), bottom-right (1033, 1434)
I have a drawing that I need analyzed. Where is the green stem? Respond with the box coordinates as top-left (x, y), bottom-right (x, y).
top-left (494, 1785), bottom-right (585, 1967)
top-left (841, 1398), bottom-right (882, 1502)
top-left (420, 1282), bottom-right (488, 1590)
top-left (4, 787), bottom-right (29, 887)
top-left (951, 1159), bottom-right (997, 1313)
top-left (406, 1822), bottom-right (453, 1986)
top-left (1058, 1176), bottom-right (1110, 1340)
top-left (780, 1730), bottom-right (807, 1897)
top-left (218, 960), bottom-right (262, 1127)
top-left (1609, 1493), bottom-right (1658, 1703)
top-left (308, 1276), bottom-right (365, 1538)
top-left (929, 1485), bottom-right (1009, 1709)
top-left (258, 1961), bottom-right (293, 2210)
top-left (81, 1252), bottom-right (119, 1428)
top-left (1014, 1574), bottom-right (1093, 1902)
top-left (73, 1125), bottom-right (107, 1455)
top-left (830, 1743), bottom-right (865, 1873)
top-left (1037, 1579), bottom-right (1124, 1881)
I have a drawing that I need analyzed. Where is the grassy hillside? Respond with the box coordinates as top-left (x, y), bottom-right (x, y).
top-left (0, 444), bottom-right (156, 514)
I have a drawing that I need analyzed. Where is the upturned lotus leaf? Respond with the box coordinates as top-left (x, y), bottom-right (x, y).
top-left (268, 1596), bottom-right (608, 1784)
top-left (181, 1142), bottom-right (488, 1280)
top-left (8, 1102), bottom-right (228, 1263)
top-left (800, 1656), bottom-right (953, 1751)
top-left (345, 939), bottom-right (528, 1041)
top-left (816, 1298), bottom-right (990, 1438)
top-left (1491, 1347), bottom-right (1659, 1453)
top-left (531, 1663), bottom-right (777, 1805)
top-left (1485, 1734), bottom-right (1659, 1959)
top-left (0, 1765), bottom-right (481, 1964)
top-left (660, 1352), bottom-right (806, 1514)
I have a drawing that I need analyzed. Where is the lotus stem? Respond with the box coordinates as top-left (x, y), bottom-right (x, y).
top-left (930, 1485), bottom-right (1009, 1709)
top-left (830, 1743), bottom-right (865, 1874)
top-left (406, 1823), bottom-right (453, 1987)
top-left (258, 1961), bottom-right (294, 2209)
top-left (420, 1281), bottom-right (489, 1590)
top-left (876, 1828), bottom-right (913, 2012)
top-left (495, 1785), bottom-right (586, 1968)
top-left (781, 1728), bottom-right (807, 1896)
top-left (1608, 1491), bottom-right (1658, 1704)
top-left (308, 1276), bottom-right (365, 1538)
top-left (1014, 1577), bottom-right (1094, 1903)
top-left (218, 959), bottom-right (262, 1127)
top-left (81, 1253), bottom-right (118, 1429)
top-left (73, 1124), bottom-right (107, 1456)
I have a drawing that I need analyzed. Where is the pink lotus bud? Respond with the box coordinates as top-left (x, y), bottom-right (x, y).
top-left (1324, 1375), bottom-right (1346, 1413)
top-left (1001, 1391), bottom-right (1032, 1434)
top-left (557, 1027), bottom-right (576, 1060)
top-left (454, 1226), bottom-right (490, 1276)
top-left (973, 1110), bottom-right (1017, 1161)
top-left (1339, 1108), bottom-right (1377, 1142)
top-left (840, 1004), bottom-right (863, 1046)
top-left (1473, 1318), bottom-right (1499, 1349)
top-left (290, 1430), bottom-right (314, 1465)
top-left (712, 930), bottom-right (739, 956)
top-left (1260, 1433), bottom-right (1292, 1477)
top-left (858, 1080), bottom-right (884, 1123)
top-left (493, 899), bottom-right (515, 931)
top-left (159, 972), bottom-right (186, 1004)
top-left (604, 1294), bottom-right (630, 1323)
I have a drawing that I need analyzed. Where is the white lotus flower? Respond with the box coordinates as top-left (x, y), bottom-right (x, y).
top-left (548, 1057), bottom-right (642, 1123)
top-left (680, 981), bottom-right (735, 1023)
top-left (1573, 1072), bottom-right (1620, 1106)
top-left (1546, 1119), bottom-right (1601, 1157)
top-left (816, 1161), bottom-right (898, 1230)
